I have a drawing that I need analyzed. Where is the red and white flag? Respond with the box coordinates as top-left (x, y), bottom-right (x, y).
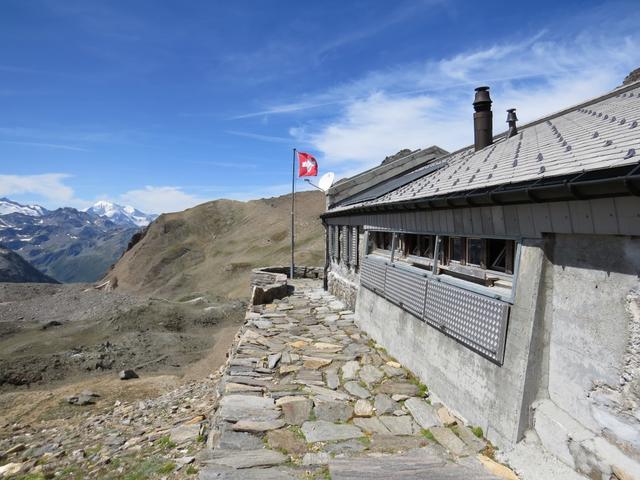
top-left (297, 151), bottom-right (318, 177)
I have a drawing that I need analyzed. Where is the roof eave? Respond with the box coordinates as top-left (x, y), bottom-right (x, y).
top-left (320, 163), bottom-right (640, 219)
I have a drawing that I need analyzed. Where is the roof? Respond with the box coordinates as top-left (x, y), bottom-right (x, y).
top-left (326, 145), bottom-right (448, 207)
top-left (328, 81), bottom-right (640, 215)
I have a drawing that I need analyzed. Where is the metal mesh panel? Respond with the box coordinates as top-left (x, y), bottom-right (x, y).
top-left (423, 280), bottom-right (509, 361)
top-left (351, 227), bottom-right (359, 267)
top-left (360, 256), bottom-right (387, 293)
top-left (384, 265), bottom-right (428, 319)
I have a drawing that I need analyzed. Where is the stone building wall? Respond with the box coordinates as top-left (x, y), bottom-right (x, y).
top-left (327, 260), bottom-right (359, 310)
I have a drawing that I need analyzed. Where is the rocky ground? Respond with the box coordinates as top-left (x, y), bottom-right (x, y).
top-left (0, 283), bottom-right (244, 389)
top-left (0, 279), bottom-right (521, 479)
top-left (0, 281), bottom-right (245, 479)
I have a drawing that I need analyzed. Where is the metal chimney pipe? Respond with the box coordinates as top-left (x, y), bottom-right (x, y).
top-left (473, 86), bottom-right (493, 151)
top-left (506, 108), bottom-right (518, 138)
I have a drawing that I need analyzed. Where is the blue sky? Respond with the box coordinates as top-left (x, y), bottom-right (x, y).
top-left (1, 0), bottom-right (639, 213)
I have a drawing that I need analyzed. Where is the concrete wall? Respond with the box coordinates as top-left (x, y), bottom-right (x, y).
top-left (532, 234), bottom-right (640, 479)
top-left (334, 226), bottom-right (640, 477)
top-left (354, 240), bottom-right (546, 448)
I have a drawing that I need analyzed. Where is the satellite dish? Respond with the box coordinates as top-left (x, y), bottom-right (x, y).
top-left (318, 172), bottom-right (336, 192)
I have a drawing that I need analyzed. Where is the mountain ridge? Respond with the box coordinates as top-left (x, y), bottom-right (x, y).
top-left (0, 199), bottom-right (140, 282)
top-left (106, 190), bottom-right (326, 299)
top-left (84, 200), bottom-right (157, 227)
top-left (0, 245), bottom-right (59, 283)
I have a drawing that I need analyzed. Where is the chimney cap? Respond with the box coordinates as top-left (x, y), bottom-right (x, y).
top-left (506, 108), bottom-right (518, 122)
top-left (473, 86), bottom-right (492, 110)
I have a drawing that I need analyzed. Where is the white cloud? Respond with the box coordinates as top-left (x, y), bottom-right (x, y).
top-left (0, 173), bottom-right (76, 203)
top-left (119, 186), bottom-right (207, 214)
top-left (283, 32), bottom-right (640, 174)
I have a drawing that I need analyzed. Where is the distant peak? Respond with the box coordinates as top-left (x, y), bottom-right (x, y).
top-left (0, 197), bottom-right (46, 217)
top-left (86, 200), bottom-right (156, 227)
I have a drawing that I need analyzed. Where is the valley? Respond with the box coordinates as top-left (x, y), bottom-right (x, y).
top-left (0, 191), bottom-right (326, 434)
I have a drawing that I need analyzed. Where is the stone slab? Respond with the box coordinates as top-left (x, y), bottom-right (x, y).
top-left (200, 466), bottom-right (298, 480)
top-left (301, 420), bottom-right (363, 443)
top-left (369, 434), bottom-right (430, 453)
top-left (404, 397), bottom-right (442, 429)
top-left (232, 419), bottom-right (286, 432)
top-left (359, 365), bottom-right (384, 386)
top-left (353, 417), bottom-right (391, 435)
top-left (206, 449), bottom-right (288, 469)
top-left (329, 446), bottom-right (499, 480)
top-left (217, 430), bottom-right (264, 450)
top-left (430, 427), bottom-right (469, 456)
top-left (325, 369), bottom-right (340, 390)
top-left (341, 360), bottom-right (360, 380)
top-left (456, 426), bottom-right (487, 453)
top-left (344, 381), bottom-right (371, 399)
top-left (280, 398), bottom-right (312, 426)
top-left (313, 399), bottom-right (353, 422)
top-left (218, 395), bottom-right (280, 422)
top-left (376, 382), bottom-right (420, 396)
top-left (374, 393), bottom-right (397, 415)
top-left (379, 415), bottom-right (417, 435)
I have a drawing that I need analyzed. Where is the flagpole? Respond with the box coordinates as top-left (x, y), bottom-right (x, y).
top-left (291, 148), bottom-right (296, 279)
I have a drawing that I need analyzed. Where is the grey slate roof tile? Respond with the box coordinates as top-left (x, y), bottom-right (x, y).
top-left (330, 83), bottom-right (640, 213)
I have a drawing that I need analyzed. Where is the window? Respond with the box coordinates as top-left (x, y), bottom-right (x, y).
top-left (394, 233), bottom-right (436, 271)
top-left (450, 237), bottom-right (464, 262)
top-left (364, 229), bottom-right (517, 296)
top-left (367, 231), bottom-right (393, 257)
top-left (439, 236), bottom-right (516, 289)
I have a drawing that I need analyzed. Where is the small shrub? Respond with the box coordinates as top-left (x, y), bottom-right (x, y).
top-left (186, 465), bottom-right (198, 475)
top-left (158, 462), bottom-right (176, 474)
top-left (155, 435), bottom-right (176, 450)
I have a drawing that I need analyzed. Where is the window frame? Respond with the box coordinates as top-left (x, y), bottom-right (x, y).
top-left (364, 229), bottom-right (521, 303)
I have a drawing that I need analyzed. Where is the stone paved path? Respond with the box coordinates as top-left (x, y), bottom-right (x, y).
top-left (199, 279), bottom-right (515, 479)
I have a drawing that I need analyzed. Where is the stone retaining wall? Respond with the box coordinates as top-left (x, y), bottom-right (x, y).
top-left (250, 266), bottom-right (323, 305)
top-left (327, 271), bottom-right (358, 310)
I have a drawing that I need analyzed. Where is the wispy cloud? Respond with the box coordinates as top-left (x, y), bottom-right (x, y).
top-left (225, 130), bottom-right (292, 144)
top-left (0, 173), bottom-right (76, 203)
top-left (188, 160), bottom-right (258, 169)
top-left (119, 186), bottom-right (207, 214)
top-left (0, 140), bottom-right (89, 152)
top-left (285, 31), bottom-right (640, 173)
top-left (0, 126), bottom-right (149, 149)
top-left (232, 99), bottom-right (349, 119)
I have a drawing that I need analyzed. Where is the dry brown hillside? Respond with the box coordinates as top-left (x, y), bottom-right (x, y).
top-left (105, 190), bottom-right (325, 299)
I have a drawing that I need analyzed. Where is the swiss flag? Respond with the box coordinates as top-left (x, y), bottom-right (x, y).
top-left (298, 151), bottom-right (318, 177)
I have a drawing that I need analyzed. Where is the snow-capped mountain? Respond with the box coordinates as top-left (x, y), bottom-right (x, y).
top-left (0, 198), bottom-right (140, 283)
top-left (0, 197), bottom-right (48, 217)
top-left (85, 201), bottom-right (157, 227)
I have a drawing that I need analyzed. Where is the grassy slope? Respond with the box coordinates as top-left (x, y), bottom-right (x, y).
top-left (106, 191), bottom-right (326, 300)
